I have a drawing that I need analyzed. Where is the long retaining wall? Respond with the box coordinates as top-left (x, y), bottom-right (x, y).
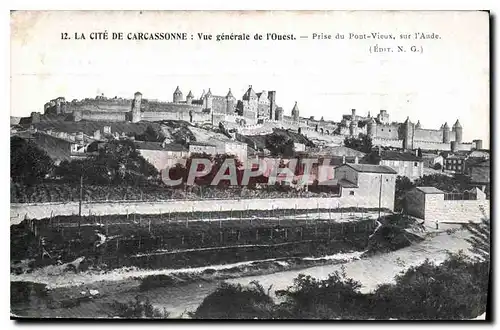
top-left (11, 196), bottom-right (387, 225)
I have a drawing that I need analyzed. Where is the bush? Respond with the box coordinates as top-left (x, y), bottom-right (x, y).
top-left (194, 253), bottom-right (489, 320)
top-left (109, 296), bottom-right (169, 319)
top-left (193, 281), bottom-right (275, 319)
top-left (11, 137), bottom-right (54, 185)
top-left (139, 274), bottom-right (183, 291)
top-left (275, 269), bottom-right (368, 319)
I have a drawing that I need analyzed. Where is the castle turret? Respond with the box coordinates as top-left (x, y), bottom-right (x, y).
top-left (403, 117), bottom-right (414, 150)
top-left (30, 112), bottom-right (41, 124)
top-left (473, 139), bottom-right (483, 150)
top-left (291, 102), bottom-right (300, 122)
top-left (450, 141), bottom-right (458, 153)
top-left (452, 119), bottom-right (463, 143)
top-left (268, 91), bottom-right (277, 120)
top-left (186, 90), bottom-right (194, 105)
top-left (203, 88), bottom-right (213, 110)
top-left (442, 122), bottom-right (450, 143)
top-left (55, 97), bottom-right (65, 115)
top-left (349, 118), bottom-right (358, 137)
top-left (131, 91), bottom-right (142, 123)
top-left (173, 86), bottom-right (183, 103)
top-left (226, 88), bottom-right (236, 115)
top-left (351, 109), bottom-right (357, 121)
top-left (415, 120), bottom-right (421, 129)
top-left (367, 117), bottom-right (377, 137)
top-left (275, 106), bottom-right (284, 121)
top-left (242, 85), bottom-right (257, 101)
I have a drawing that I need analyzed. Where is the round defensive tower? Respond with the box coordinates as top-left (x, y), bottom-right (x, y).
top-left (403, 117), bottom-right (414, 150)
top-left (442, 122), bottom-right (450, 144)
top-left (186, 90), bottom-right (194, 105)
top-left (367, 117), bottom-right (377, 137)
top-left (131, 91), bottom-right (142, 123)
top-left (452, 119), bottom-right (463, 144)
top-left (173, 86), bottom-right (183, 103)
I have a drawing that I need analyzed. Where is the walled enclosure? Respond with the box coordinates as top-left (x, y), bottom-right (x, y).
top-left (11, 192), bottom-right (393, 225)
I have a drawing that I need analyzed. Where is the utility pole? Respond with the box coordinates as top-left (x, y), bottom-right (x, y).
top-left (79, 174), bottom-right (83, 217)
top-left (378, 174), bottom-right (382, 221)
top-left (79, 173), bottom-right (83, 232)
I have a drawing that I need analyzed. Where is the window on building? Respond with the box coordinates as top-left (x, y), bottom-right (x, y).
top-left (458, 160), bottom-right (462, 164)
top-left (414, 162), bottom-right (418, 166)
top-left (349, 191), bottom-right (355, 196)
top-left (457, 165), bottom-right (461, 171)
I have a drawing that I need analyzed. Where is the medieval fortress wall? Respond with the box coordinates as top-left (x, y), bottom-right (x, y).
top-left (35, 86), bottom-right (483, 152)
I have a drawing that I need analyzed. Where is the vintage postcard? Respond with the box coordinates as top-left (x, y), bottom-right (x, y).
top-left (10, 10), bottom-right (490, 320)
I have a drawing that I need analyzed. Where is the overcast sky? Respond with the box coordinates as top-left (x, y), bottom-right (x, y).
top-left (11, 10), bottom-right (489, 146)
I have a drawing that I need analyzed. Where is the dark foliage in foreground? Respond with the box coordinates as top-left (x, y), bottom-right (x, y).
top-left (193, 253), bottom-right (489, 320)
top-left (11, 137), bottom-right (54, 186)
top-left (109, 296), bottom-right (169, 319)
top-left (192, 281), bottom-right (275, 319)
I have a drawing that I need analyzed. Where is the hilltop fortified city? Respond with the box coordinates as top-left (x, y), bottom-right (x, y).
top-left (18, 85), bottom-right (482, 154)
top-left (10, 10), bottom-right (490, 321)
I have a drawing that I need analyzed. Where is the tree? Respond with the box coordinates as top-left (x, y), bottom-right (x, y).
top-left (343, 134), bottom-right (373, 153)
top-left (56, 139), bottom-right (158, 185)
top-left (414, 174), bottom-right (471, 192)
top-left (371, 253), bottom-right (489, 320)
top-left (166, 153), bottom-right (244, 188)
top-left (134, 125), bottom-right (165, 142)
top-left (275, 270), bottom-right (368, 319)
top-left (11, 136), bottom-right (54, 185)
top-left (395, 176), bottom-right (415, 212)
top-left (265, 133), bottom-right (295, 157)
top-left (193, 282), bottom-right (275, 319)
top-left (465, 213), bottom-right (490, 261)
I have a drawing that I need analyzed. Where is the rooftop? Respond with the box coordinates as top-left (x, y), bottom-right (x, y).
top-left (380, 151), bottom-right (422, 162)
top-left (415, 186), bottom-right (445, 194)
top-left (189, 141), bottom-right (217, 147)
top-left (469, 159), bottom-right (490, 168)
top-left (317, 146), bottom-right (366, 158)
top-left (338, 179), bottom-right (358, 188)
top-left (342, 163), bottom-right (398, 174)
top-left (135, 141), bottom-right (165, 151)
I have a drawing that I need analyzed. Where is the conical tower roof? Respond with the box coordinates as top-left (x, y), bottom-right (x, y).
top-left (174, 86), bottom-right (182, 95)
top-left (292, 101), bottom-right (299, 113)
top-left (415, 120), bottom-right (421, 128)
top-left (404, 116), bottom-right (411, 124)
top-left (205, 88), bottom-right (212, 97)
top-left (226, 88), bottom-right (234, 98)
top-left (242, 85), bottom-right (257, 100)
top-left (453, 119), bottom-right (462, 128)
top-left (443, 122), bottom-right (449, 129)
top-left (186, 90), bottom-right (194, 99)
top-left (200, 89), bottom-right (206, 99)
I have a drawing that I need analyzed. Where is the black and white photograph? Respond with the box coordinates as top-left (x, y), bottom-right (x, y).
top-left (9, 10), bottom-right (491, 320)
